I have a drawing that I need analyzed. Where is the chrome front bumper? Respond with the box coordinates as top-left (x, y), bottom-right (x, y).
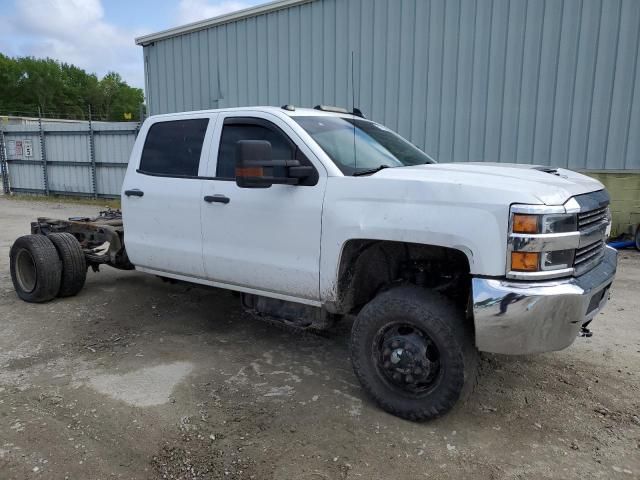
top-left (472, 246), bottom-right (618, 355)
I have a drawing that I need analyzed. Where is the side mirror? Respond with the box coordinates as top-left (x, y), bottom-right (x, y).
top-left (235, 140), bottom-right (314, 188)
top-left (235, 140), bottom-right (275, 188)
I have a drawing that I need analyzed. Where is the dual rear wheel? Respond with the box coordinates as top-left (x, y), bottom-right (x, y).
top-left (9, 233), bottom-right (86, 303)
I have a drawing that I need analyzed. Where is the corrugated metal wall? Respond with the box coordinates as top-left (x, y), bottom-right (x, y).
top-left (1, 121), bottom-right (138, 198)
top-left (143, 0), bottom-right (640, 171)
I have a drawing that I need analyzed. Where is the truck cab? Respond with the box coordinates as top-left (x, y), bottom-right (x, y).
top-left (10, 105), bottom-right (617, 421)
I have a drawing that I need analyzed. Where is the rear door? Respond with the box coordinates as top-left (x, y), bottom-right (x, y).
top-left (122, 114), bottom-right (216, 277)
top-left (200, 112), bottom-right (326, 302)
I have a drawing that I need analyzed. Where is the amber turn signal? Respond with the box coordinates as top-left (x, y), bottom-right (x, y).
top-left (511, 252), bottom-right (540, 271)
top-left (512, 214), bottom-right (539, 234)
top-left (235, 166), bottom-right (264, 177)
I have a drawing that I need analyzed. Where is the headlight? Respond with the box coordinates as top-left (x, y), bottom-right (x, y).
top-left (512, 213), bottom-right (577, 234)
top-left (508, 205), bottom-right (580, 280)
top-left (541, 249), bottom-right (575, 270)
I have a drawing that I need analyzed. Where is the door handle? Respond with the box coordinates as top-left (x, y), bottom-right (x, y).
top-left (124, 189), bottom-right (144, 197)
top-left (204, 195), bottom-right (230, 204)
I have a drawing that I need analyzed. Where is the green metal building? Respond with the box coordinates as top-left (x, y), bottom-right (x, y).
top-left (136, 0), bottom-right (640, 234)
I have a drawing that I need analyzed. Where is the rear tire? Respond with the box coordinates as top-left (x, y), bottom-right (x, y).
top-left (350, 285), bottom-right (478, 421)
top-left (47, 232), bottom-right (87, 297)
top-left (9, 235), bottom-right (62, 303)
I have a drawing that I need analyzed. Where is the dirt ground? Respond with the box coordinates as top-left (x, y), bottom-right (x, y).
top-left (0, 196), bottom-right (638, 480)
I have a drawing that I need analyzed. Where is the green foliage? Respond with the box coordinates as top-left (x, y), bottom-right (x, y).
top-left (0, 53), bottom-right (144, 121)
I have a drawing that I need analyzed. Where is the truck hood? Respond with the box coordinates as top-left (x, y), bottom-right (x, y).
top-left (373, 162), bottom-right (604, 205)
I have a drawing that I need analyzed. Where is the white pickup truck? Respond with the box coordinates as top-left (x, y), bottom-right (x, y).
top-left (9, 105), bottom-right (617, 421)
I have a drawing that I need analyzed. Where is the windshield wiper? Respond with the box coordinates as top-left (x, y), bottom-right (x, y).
top-left (352, 165), bottom-right (392, 176)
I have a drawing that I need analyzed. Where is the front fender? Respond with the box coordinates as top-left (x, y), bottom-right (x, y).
top-left (319, 177), bottom-right (511, 304)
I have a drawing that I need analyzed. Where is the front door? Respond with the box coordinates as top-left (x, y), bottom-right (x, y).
top-left (200, 112), bottom-right (326, 302)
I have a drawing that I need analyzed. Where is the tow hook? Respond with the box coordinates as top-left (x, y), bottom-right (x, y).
top-left (579, 325), bottom-right (593, 338)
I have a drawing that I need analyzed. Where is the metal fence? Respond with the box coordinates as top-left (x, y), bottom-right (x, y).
top-left (0, 116), bottom-right (139, 198)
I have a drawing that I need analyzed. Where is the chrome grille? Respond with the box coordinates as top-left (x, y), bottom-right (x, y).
top-left (578, 206), bottom-right (608, 230)
top-left (574, 240), bottom-right (605, 267)
top-left (572, 191), bottom-right (610, 275)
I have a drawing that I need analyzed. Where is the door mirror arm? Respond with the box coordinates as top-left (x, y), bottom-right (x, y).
top-left (288, 165), bottom-right (316, 179)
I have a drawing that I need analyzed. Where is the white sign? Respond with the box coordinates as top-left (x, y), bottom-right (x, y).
top-left (7, 140), bottom-right (16, 157)
top-left (23, 139), bottom-right (33, 157)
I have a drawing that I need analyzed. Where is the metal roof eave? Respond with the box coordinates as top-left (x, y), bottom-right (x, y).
top-left (135, 0), bottom-right (314, 46)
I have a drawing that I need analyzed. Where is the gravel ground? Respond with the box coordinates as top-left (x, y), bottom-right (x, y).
top-left (0, 196), bottom-right (638, 480)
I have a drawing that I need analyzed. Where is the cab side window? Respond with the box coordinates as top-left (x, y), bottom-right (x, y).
top-left (216, 122), bottom-right (294, 179)
top-left (139, 119), bottom-right (209, 177)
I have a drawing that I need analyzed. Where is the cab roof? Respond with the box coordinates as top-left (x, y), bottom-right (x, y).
top-left (147, 105), bottom-right (366, 120)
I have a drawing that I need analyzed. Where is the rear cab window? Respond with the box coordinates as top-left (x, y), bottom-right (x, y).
top-left (139, 118), bottom-right (209, 177)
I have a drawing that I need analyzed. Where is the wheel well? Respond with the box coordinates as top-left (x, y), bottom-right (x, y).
top-left (334, 240), bottom-right (471, 315)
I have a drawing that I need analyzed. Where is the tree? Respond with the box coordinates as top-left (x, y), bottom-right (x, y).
top-left (0, 54), bottom-right (144, 121)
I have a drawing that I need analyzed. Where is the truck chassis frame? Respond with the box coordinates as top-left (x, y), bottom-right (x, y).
top-left (30, 209), bottom-right (134, 271)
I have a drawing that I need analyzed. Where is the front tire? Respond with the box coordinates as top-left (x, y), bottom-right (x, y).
top-left (350, 285), bottom-right (478, 421)
top-left (9, 235), bottom-right (62, 303)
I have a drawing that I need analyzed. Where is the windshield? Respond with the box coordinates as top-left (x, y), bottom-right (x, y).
top-left (293, 116), bottom-right (435, 175)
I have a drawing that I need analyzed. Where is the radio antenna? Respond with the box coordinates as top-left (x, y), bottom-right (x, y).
top-left (351, 51), bottom-right (357, 172)
top-left (351, 51), bottom-right (356, 111)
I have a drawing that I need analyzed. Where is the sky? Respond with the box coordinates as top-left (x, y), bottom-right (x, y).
top-left (0, 0), bottom-right (269, 89)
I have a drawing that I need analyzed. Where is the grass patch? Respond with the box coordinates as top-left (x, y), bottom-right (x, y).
top-left (3, 193), bottom-right (121, 209)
